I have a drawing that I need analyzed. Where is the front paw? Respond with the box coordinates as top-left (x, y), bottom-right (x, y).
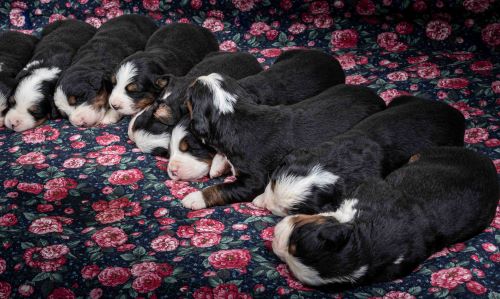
top-left (209, 153), bottom-right (230, 178)
top-left (100, 109), bottom-right (122, 125)
top-left (182, 191), bottom-right (207, 210)
top-left (252, 194), bottom-right (266, 208)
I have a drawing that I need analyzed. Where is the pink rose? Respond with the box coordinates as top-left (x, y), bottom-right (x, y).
top-left (492, 81), bottom-right (500, 94)
top-left (16, 152), bottom-right (46, 165)
top-left (86, 17), bottom-right (102, 28)
top-left (232, 0), bottom-right (255, 11)
top-left (288, 23), bottom-right (306, 34)
top-left (203, 18), bottom-right (224, 32)
top-left (95, 209), bottom-right (125, 224)
top-left (48, 14), bottom-right (66, 23)
top-left (9, 8), bottom-right (25, 27)
top-left (191, 233), bottom-right (221, 247)
top-left (96, 134), bottom-right (120, 146)
top-left (177, 225), bottom-right (195, 238)
top-left (336, 54), bottom-right (356, 70)
top-left (45, 177), bottom-right (77, 190)
top-left (437, 78), bottom-right (469, 89)
top-left (96, 154), bottom-right (121, 166)
top-left (261, 48), bottom-right (282, 58)
top-left (309, 1), bottom-right (329, 14)
top-left (91, 227), bottom-right (128, 248)
top-left (3, 179), bottom-right (18, 188)
top-left (194, 218), bottom-right (225, 233)
top-left (0, 259), bottom-right (5, 275)
top-left (466, 281), bottom-right (487, 295)
top-left (266, 29), bottom-right (279, 41)
top-left (108, 169), bottom-right (144, 185)
top-left (187, 209), bottom-right (215, 218)
top-left (250, 22), bottom-right (270, 36)
top-left (43, 188), bottom-right (69, 202)
top-left (98, 267), bottom-right (130, 287)
top-left (29, 217), bottom-right (63, 234)
top-left (426, 20), bottom-right (452, 41)
top-left (100, 145), bottom-right (126, 155)
top-left (164, 180), bottom-right (197, 199)
top-left (232, 203), bottom-right (271, 216)
top-left (131, 262), bottom-right (158, 276)
top-left (208, 249), bottom-right (251, 269)
top-left (387, 71), bottom-right (409, 81)
top-left (17, 182), bottom-right (43, 194)
top-left (260, 227), bottom-right (274, 241)
top-left (396, 22), bottom-right (413, 34)
top-left (356, 0), bottom-right (375, 15)
top-left (48, 288), bottom-right (74, 299)
top-left (40, 244), bottom-right (69, 259)
top-left (132, 273), bottom-right (162, 293)
top-left (416, 62), bottom-right (440, 79)
top-left (190, 0), bottom-right (202, 9)
top-left (331, 29), bottom-right (358, 49)
top-left (313, 14), bottom-right (333, 29)
top-left (143, 0), bottom-right (159, 11)
top-left (0, 213), bottom-right (18, 227)
top-left (379, 89), bottom-right (410, 105)
top-left (346, 75), bottom-right (368, 85)
top-left (17, 284), bottom-right (34, 297)
top-left (82, 265), bottom-right (101, 279)
top-left (471, 60), bottom-right (493, 73)
top-left (219, 40), bottom-right (238, 52)
top-left (431, 267), bottom-right (472, 289)
top-left (151, 234), bottom-right (179, 252)
top-left (481, 242), bottom-right (497, 252)
top-left (383, 291), bottom-right (416, 299)
top-left (377, 32), bottom-right (408, 52)
top-left (463, 0), bottom-right (490, 13)
top-left (63, 157), bottom-right (86, 168)
top-left (481, 23), bottom-right (500, 47)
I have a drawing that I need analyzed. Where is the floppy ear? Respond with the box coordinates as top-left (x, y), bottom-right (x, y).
top-left (185, 80), bottom-right (214, 138)
top-left (318, 222), bottom-right (353, 251)
top-left (153, 103), bottom-right (175, 125)
top-left (153, 74), bottom-right (171, 90)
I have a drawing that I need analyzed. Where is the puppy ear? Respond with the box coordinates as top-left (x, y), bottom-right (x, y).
top-left (101, 73), bottom-right (113, 93)
top-left (153, 75), bottom-right (170, 90)
top-left (185, 82), bottom-right (212, 138)
top-left (153, 103), bottom-right (174, 125)
top-left (318, 222), bottom-right (353, 251)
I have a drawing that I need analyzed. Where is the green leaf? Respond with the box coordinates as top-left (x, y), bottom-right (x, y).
top-left (21, 242), bottom-right (35, 249)
top-left (278, 32), bottom-right (288, 43)
top-left (164, 276), bottom-right (178, 284)
top-left (133, 246), bottom-right (146, 257)
top-left (120, 253), bottom-right (136, 261)
top-left (409, 286), bottom-right (422, 295)
top-left (23, 212), bottom-right (37, 221)
top-left (372, 288), bottom-right (385, 296)
top-left (32, 272), bottom-right (51, 282)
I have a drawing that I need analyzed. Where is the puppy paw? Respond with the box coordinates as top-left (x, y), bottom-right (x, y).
top-left (100, 109), bottom-right (122, 125)
top-left (252, 194), bottom-right (266, 208)
top-left (209, 153), bottom-right (230, 178)
top-left (182, 191), bottom-right (207, 210)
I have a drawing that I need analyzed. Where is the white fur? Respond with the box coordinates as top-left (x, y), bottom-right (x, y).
top-left (253, 165), bottom-right (339, 216)
top-left (0, 62), bottom-right (4, 72)
top-left (128, 108), bottom-right (171, 152)
top-left (4, 67), bottom-right (60, 131)
top-left (394, 255), bottom-right (404, 265)
top-left (168, 123), bottom-right (210, 181)
top-left (209, 153), bottom-right (231, 178)
top-left (54, 86), bottom-right (75, 118)
top-left (23, 60), bottom-right (42, 71)
top-left (319, 198), bottom-right (359, 223)
top-left (109, 62), bottom-right (138, 115)
top-left (182, 191), bottom-right (207, 210)
top-left (273, 216), bottom-right (368, 286)
top-left (69, 103), bottom-right (106, 127)
top-left (100, 108), bottom-right (122, 125)
top-left (161, 89), bottom-right (172, 100)
top-left (197, 73), bottom-right (237, 114)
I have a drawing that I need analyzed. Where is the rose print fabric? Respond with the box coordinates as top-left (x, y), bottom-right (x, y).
top-left (0, 0), bottom-right (499, 298)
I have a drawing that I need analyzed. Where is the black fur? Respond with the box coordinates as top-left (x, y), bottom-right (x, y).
top-left (273, 95), bottom-right (466, 214)
top-left (186, 80), bottom-right (385, 207)
top-left (56, 15), bottom-right (157, 112)
top-left (284, 147), bottom-right (498, 289)
top-left (0, 31), bottom-right (38, 117)
top-left (110, 23), bottom-right (219, 113)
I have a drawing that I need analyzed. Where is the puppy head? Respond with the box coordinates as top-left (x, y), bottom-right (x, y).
top-left (108, 61), bottom-right (164, 115)
top-left (4, 66), bottom-right (61, 131)
top-left (185, 73), bottom-right (240, 140)
top-left (167, 117), bottom-right (216, 181)
top-left (254, 161), bottom-right (340, 216)
top-left (55, 69), bottom-right (113, 127)
top-left (128, 105), bottom-right (172, 156)
top-left (273, 210), bottom-right (366, 287)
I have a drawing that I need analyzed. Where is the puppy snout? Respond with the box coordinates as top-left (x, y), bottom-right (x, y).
top-left (168, 162), bottom-right (179, 180)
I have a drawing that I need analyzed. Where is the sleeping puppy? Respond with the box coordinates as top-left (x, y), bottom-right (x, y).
top-left (127, 51), bottom-right (263, 156)
top-left (181, 77), bottom-right (386, 210)
top-left (4, 20), bottom-right (96, 131)
top-left (0, 31), bottom-right (38, 126)
top-left (253, 96), bottom-right (466, 216)
top-left (273, 147), bottom-right (498, 288)
top-left (108, 23), bottom-right (218, 115)
top-left (54, 15), bottom-right (157, 127)
top-left (167, 49), bottom-right (346, 179)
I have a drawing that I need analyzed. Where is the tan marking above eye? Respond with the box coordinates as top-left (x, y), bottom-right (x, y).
top-left (155, 78), bottom-right (168, 88)
top-left (185, 100), bottom-right (193, 119)
top-left (67, 96), bottom-right (77, 105)
top-left (179, 138), bottom-right (189, 152)
top-left (126, 83), bottom-right (138, 92)
top-left (154, 103), bottom-right (172, 124)
top-left (111, 75), bottom-right (117, 85)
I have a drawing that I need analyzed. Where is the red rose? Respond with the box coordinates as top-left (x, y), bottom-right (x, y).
top-left (208, 249), bottom-right (251, 269)
top-left (17, 284), bottom-right (34, 297)
top-left (156, 263), bottom-right (173, 277)
top-left (232, 203), bottom-right (271, 216)
top-left (481, 242), bottom-right (497, 252)
top-left (260, 227), bottom-right (274, 241)
top-left (43, 188), bottom-right (69, 202)
top-left (187, 209), bottom-right (215, 218)
top-left (40, 244), bottom-right (69, 259)
top-left (387, 71), bottom-right (409, 81)
top-left (309, 1), bottom-right (329, 14)
top-left (0, 213), bottom-right (18, 227)
top-left (464, 128), bottom-right (489, 144)
top-left (492, 81), bottom-right (500, 94)
top-left (16, 152), bottom-right (46, 165)
top-left (131, 262), bottom-right (158, 277)
top-left (108, 197), bottom-right (130, 209)
top-left (3, 179), bottom-right (18, 188)
top-left (377, 32), bottom-right (408, 52)
top-left (108, 169), bottom-right (144, 185)
top-left (100, 145), bottom-right (126, 155)
top-left (219, 40), bottom-right (238, 52)
top-left (288, 23), bottom-right (306, 34)
top-left (191, 233), bottom-right (221, 247)
top-left (481, 23), bottom-right (500, 47)
top-left (213, 284), bottom-right (251, 299)
top-left (82, 265), bottom-right (101, 279)
top-left (203, 18), bottom-right (224, 32)
top-left (232, 0), bottom-right (255, 11)
top-left (71, 141), bottom-right (86, 149)
top-left (265, 29), bottom-right (279, 41)
top-left (437, 78), bottom-right (469, 89)
top-left (331, 29), bottom-right (358, 49)
top-left (62, 157), bottom-right (86, 169)
top-left (463, 0), bottom-right (490, 13)
top-left (0, 259), bottom-right (5, 275)
top-left (466, 281), bottom-right (487, 295)
top-left (132, 273), bottom-right (162, 293)
top-left (470, 60), bottom-right (493, 73)
top-left (346, 75), bottom-right (368, 85)
top-left (250, 22), bottom-right (270, 36)
top-left (9, 8), bottom-right (25, 27)
top-left (194, 219), bottom-right (225, 234)
top-left (379, 89), bottom-right (411, 105)
top-left (96, 208), bottom-right (125, 224)
top-left (17, 182), bottom-right (43, 194)
top-left (426, 20), bottom-right (452, 41)
top-left (164, 180), bottom-right (197, 199)
top-left (92, 200), bottom-right (109, 211)
top-left (91, 227), bottom-right (128, 248)
top-left (98, 267), bottom-right (130, 287)
top-left (490, 253), bottom-right (500, 262)
top-left (142, 0), bottom-right (159, 11)
top-left (29, 217), bottom-right (63, 234)
top-left (261, 48), bottom-right (282, 58)
top-left (336, 54), bottom-right (356, 70)
top-left (396, 22), bottom-right (413, 34)
top-left (383, 291), bottom-right (415, 299)
top-left (193, 286), bottom-right (213, 299)
top-left (431, 267), bottom-right (472, 289)
top-left (356, 0), bottom-right (375, 15)
top-left (190, 0), bottom-right (202, 9)
top-left (485, 138), bottom-right (500, 147)
top-left (280, 0), bottom-right (292, 10)
top-left (177, 225), bottom-right (195, 238)
top-left (45, 177), bottom-right (78, 190)
top-left (0, 282), bottom-right (11, 299)
top-left (416, 62), bottom-right (440, 79)
top-left (151, 234), bottom-right (179, 252)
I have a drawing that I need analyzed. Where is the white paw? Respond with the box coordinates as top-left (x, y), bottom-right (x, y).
top-left (252, 194), bottom-right (266, 208)
top-left (209, 153), bottom-right (230, 178)
top-left (100, 109), bottom-right (122, 125)
top-left (182, 191), bottom-right (207, 210)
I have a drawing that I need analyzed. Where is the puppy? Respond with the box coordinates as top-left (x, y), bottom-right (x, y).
top-left (127, 51), bottom-right (263, 156)
top-left (54, 15), bottom-right (157, 127)
top-left (181, 77), bottom-right (385, 210)
top-left (108, 23), bottom-right (219, 115)
top-left (253, 96), bottom-right (466, 216)
top-left (167, 49), bottom-right (346, 180)
top-left (0, 31), bottom-right (38, 126)
top-left (273, 147), bottom-right (498, 288)
top-left (4, 20), bottom-right (96, 131)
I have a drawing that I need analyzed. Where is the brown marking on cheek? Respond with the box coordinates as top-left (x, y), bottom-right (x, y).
top-left (179, 138), bottom-right (189, 152)
top-left (154, 103), bottom-right (172, 124)
top-left (409, 154), bottom-right (421, 163)
top-left (135, 96), bottom-right (154, 110)
top-left (291, 214), bottom-right (327, 228)
top-left (202, 185), bottom-right (226, 207)
top-left (111, 75), bottom-right (117, 85)
top-left (93, 87), bottom-right (109, 109)
top-left (34, 117), bottom-right (47, 126)
top-left (186, 100), bottom-right (193, 119)
top-left (289, 243), bottom-right (297, 255)
top-left (155, 78), bottom-right (168, 88)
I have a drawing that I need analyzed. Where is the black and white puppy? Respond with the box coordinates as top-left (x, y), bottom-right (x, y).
top-left (273, 147), bottom-right (498, 288)
top-left (4, 20), bottom-right (96, 131)
top-left (0, 31), bottom-right (38, 126)
top-left (167, 49), bottom-right (346, 180)
top-left (54, 15), bottom-right (157, 127)
top-left (108, 23), bottom-right (219, 115)
top-left (182, 77), bottom-right (385, 209)
top-left (127, 51), bottom-right (263, 156)
top-left (253, 96), bottom-right (466, 216)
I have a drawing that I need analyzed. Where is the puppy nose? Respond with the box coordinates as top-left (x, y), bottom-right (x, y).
top-left (168, 164), bottom-right (179, 179)
top-left (10, 119), bottom-right (20, 128)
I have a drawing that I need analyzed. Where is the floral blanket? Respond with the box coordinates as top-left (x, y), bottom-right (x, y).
top-left (0, 0), bottom-right (499, 298)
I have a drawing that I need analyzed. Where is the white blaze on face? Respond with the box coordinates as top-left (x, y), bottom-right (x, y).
top-left (4, 67), bottom-right (60, 131)
top-left (109, 62), bottom-right (138, 115)
top-left (272, 214), bottom-right (368, 286)
top-left (0, 91), bottom-right (6, 127)
top-left (196, 73), bottom-right (237, 114)
top-left (69, 103), bottom-right (107, 127)
top-left (253, 165), bottom-right (339, 216)
top-left (167, 122), bottom-right (210, 181)
top-left (54, 86), bottom-right (75, 118)
top-left (319, 198), bottom-right (359, 223)
top-left (127, 109), bottom-right (171, 153)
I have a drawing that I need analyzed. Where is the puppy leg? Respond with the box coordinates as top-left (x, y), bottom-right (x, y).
top-left (100, 109), bottom-right (122, 125)
top-left (209, 153), bottom-right (231, 178)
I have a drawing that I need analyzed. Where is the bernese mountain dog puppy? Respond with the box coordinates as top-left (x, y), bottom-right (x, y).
top-left (54, 15), bottom-right (157, 127)
top-left (167, 49), bottom-right (346, 180)
top-left (181, 76), bottom-right (385, 210)
top-left (253, 95), bottom-right (466, 216)
top-left (4, 20), bottom-right (96, 131)
top-left (127, 51), bottom-right (262, 156)
top-left (108, 23), bottom-right (218, 115)
top-left (0, 31), bottom-right (38, 127)
top-left (273, 147), bottom-right (498, 288)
